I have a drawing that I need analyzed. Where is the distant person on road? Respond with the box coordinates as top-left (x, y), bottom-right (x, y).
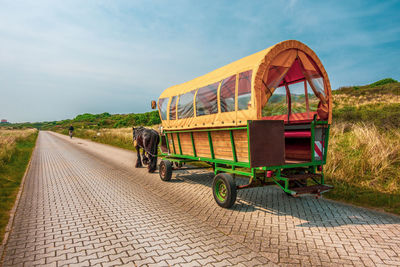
top-left (69, 125), bottom-right (74, 139)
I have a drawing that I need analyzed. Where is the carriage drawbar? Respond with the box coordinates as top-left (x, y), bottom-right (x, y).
top-left (153, 40), bottom-right (333, 208)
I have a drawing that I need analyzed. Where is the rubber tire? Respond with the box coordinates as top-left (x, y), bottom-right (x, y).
top-left (212, 173), bottom-right (237, 208)
top-left (159, 160), bottom-right (172, 181)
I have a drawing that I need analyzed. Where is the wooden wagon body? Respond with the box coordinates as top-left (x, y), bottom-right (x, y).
top-left (155, 40), bottom-right (333, 208)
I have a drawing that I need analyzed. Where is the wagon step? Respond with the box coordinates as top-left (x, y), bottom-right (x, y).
top-left (284, 173), bottom-right (322, 181)
top-left (290, 184), bottom-right (333, 196)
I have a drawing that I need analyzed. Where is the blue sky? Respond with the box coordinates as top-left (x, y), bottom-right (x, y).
top-left (1, 0), bottom-right (399, 122)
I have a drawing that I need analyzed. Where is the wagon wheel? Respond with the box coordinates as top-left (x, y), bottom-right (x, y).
top-left (159, 160), bottom-right (172, 181)
top-left (212, 173), bottom-right (237, 208)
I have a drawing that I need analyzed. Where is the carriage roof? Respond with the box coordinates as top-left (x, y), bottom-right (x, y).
top-left (158, 40), bottom-right (332, 130)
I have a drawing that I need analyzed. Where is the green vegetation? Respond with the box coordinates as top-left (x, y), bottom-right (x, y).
top-left (333, 78), bottom-right (399, 96)
top-left (0, 130), bottom-right (38, 242)
top-left (326, 180), bottom-right (400, 215)
top-left (369, 78), bottom-right (398, 87)
top-left (1, 111), bottom-right (160, 155)
top-left (61, 127), bottom-right (136, 151)
top-left (326, 79), bottom-right (400, 214)
top-left (324, 122), bottom-right (400, 213)
top-left (333, 103), bottom-right (400, 129)
top-left (4, 111), bottom-right (161, 131)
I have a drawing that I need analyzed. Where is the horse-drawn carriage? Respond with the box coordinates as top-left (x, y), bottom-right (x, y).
top-left (153, 40), bottom-right (333, 208)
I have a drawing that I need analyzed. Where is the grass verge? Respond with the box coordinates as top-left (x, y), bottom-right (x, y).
top-left (0, 132), bottom-right (38, 243)
top-left (324, 179), bottom-right (400, 215)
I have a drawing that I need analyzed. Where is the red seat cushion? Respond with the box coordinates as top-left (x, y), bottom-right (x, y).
top-left (284, 131), bottom-right (311, 138)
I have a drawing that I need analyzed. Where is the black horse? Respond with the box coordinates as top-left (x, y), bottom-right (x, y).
top-left (132, 126), bottom-right (160, 173)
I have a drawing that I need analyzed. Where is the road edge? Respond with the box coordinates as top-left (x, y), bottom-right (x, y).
top-left (0, 132), bottom-right (39, 266)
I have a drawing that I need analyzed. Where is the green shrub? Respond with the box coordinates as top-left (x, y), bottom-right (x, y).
top-left (333, 103), bottom-right (400, 129)
top-left (369, 78), bottom-right (398, 87)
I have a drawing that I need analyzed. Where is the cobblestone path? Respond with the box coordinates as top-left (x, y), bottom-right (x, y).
top-left (1, 131), bottom-right (400, 266)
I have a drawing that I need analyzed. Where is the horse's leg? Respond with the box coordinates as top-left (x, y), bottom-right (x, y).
top-left (142, 150), bottom-right (149, 165)
top-left (135, 146), bottom-right (143, 168)
top-left (147, 132), bottom-right (159, 173)
top-left (148, 154), bottom-right (157, 173)
top-left (142, 135), bottom-right (153, 172)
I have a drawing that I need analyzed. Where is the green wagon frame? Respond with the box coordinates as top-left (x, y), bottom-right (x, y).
top-left (158, 117), bottom-right (332, 208)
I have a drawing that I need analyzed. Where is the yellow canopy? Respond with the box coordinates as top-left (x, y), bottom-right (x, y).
top-left (158, 40), bottom-right (332, 130)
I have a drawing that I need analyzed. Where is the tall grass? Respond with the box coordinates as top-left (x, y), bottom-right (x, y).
top-left (0, 128), bottom-right (38, 242)
top-left (325, 122), bottom-right (400, 213)
top-left (0, 129), bottom-right (37, 169)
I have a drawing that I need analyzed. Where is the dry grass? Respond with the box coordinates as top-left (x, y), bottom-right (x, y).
top-left (82, 128), bottom-right (134, 149)
top-left (326, 122), bottom-right (400, 193)
top-left (0, 129), bottom-right (37, 168)
top-left (333, 93), bottom-right (400, 109)
top-left (57, 125), bottom-right (161, 151)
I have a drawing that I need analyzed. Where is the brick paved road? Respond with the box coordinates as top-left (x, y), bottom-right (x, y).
top-left (2, 131), bottom-right (400, 266)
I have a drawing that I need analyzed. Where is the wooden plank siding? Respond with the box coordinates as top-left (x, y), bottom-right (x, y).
top-left (232, 130), bottom-right (249, 162)
top-left (193, 132), bottom-right (211, 158)
top-left (166, 129), bottom-right (249, 163)
top-left (211, 131), bottom-right (233, 161)
top-left (179, 132), bottom-right (194, 155)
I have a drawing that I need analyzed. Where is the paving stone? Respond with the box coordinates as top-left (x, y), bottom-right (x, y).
top-left (1, 131), bottom-right (399, 267)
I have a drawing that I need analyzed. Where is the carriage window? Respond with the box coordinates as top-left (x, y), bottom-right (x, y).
top-left (289, 82), bottom-right (307, 114)
top-left (169, 96), bottom-right (177, 120)
top-left (158, 98), bottom-right (168, 120)
top-left (220, 75), bottom-right (236, 113)
top-left (238, 70), bottom-right (252, 110)
top-left (177, 91), bottom-right (195, 119)
top-left (196, 82), bottom-right (219, 116)
top-left (290, 80), bottom-right (319, 119)
top-left (262, 86), bottom-right (287, 117)
top-left (307, 81), bottom-right (319, 112)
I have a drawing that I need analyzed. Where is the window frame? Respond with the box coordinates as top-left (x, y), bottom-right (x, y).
top-left (237, 70), bottom-right (253, 111)
top-left (219, 74), bottom-right (237, 113)
top-left (169, 95), bottom-right (178, 120)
